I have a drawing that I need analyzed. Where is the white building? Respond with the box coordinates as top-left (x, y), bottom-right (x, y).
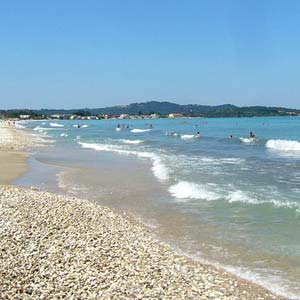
top-left (19, 114), bottom-right (30, 119)
top-left (119, 114), bottom-right (130, 119)
top-left (168, 113), bottom-right (183, 118)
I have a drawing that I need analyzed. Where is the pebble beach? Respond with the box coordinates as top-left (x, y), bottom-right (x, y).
top-left (0, 123), bottom-right (289, 299)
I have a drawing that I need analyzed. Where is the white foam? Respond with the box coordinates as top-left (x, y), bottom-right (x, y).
top-left (57, 171), bottom-right (91, 195)
top-left (226, 189), bottom-right (300, 211)
top-left (199, 157), bottom-right (244, 165)
top-left (221, 264), bottom-right (300, 300)
top-left (168, 181), bottom-right (300, 212)
top-left (240, 137), bottom-right (256, 144)
top-left (33, 126), bottom-right (54, 133)
top-left (33, 126), bottom-right (43, 132)
top-left (131, 129), bottom-right (151, 133)
top-left (33, 126), bottom-right (56, 132)
top-left (266, 139), bottom-right (300, 154)
top-left (50, 122), bottom-right (64, 127)
top-left (120, 139), bottom-right (144, 145)
top-left (60, 133), bottom-right (68, 137)
top-left (73, 124), bottom-right (88, 128)
top-left (225, 190), bottom-right (259, 204)
top-left (78, 142), bottom-right (169, 181)
top-left (15, 122), bottom-right (26, 129)
top-left (165, 131), bottom-right (180, 137)
top-left (38, 137), bottom-right (55, 144)
top-left (168, 181), bottom-right (221, 201)
top-left (180, 134), bottom-right (195, 140)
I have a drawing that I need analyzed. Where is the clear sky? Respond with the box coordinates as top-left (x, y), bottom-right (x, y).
top-left (1, 0), bottom-right (300, 109)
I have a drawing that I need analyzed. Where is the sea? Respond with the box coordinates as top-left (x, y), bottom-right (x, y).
top-left (15, 117), bottom-right (300, 299)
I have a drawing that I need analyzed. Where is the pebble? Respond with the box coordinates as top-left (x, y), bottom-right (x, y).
top-left (0, 186), bottom-right (287, 300)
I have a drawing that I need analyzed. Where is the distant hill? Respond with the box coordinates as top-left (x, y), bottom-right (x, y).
top-left (1, 101), bottom-right (300, 118)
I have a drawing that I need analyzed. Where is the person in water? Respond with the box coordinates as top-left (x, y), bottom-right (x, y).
top-left (250, 131), bottom-right (256, 138)
top-left (229, 135), bottom-right (233, 139)
top-left (77, 124), bottom-right (81, 128)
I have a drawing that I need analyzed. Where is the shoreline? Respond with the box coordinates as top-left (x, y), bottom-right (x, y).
top-left (0, 122), bottom-right (290, 299)
top-left (0, 122), bottom-right (31, 184)
top-left (0, 149), bottom-right (28, 184)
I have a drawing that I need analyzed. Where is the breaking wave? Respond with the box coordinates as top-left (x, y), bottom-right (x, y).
top-left (180, 134), bottom-right (195, 140)
top-left (78, 142), bottom-right (169, 181)
top-left (266, 139), bottom-right (300, 154)
top-left (33, 126), bottom-right (57, 133)
top-left (50, 123), bottom-right (64, 127)
top-left (240, 137), bottom-right (256, 144)
top-left (168, 181), bottom-right (300, 211)
top-left (15, 122), bottom-right (26, 129)
top-left (120, 139), bottom-right (144, 144)
top-left (131, 129), bottom-right (151, 133)
top-left (168, 181), bottom-right (221, 201)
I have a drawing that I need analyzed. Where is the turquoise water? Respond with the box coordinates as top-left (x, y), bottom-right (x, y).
top-left (20, 117), bottom-right (300, 298)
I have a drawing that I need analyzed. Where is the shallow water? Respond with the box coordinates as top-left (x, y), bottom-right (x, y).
top-left (16, 117), bottom-right (300, 299)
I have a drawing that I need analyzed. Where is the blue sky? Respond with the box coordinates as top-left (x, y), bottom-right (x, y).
top-left (1, 0), bottom-right (300, 109)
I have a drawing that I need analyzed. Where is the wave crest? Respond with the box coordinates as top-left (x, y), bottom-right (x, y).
top-left (78, 142), bottom-right (169, 181)
top-left (168, 181), bottom-right (221, 201)
top-left (180, 134), bottom-right (195, 140)
top-left (131, 129), bottom-right (151, 133)
top-left (240, 137), bottom-right (256, 144)
top-left (266, 139), bottom-right (300, 153)
top-left (50, 123), bottom-right (64, 127)
top-left (120, 139), bottom-right (144, 144)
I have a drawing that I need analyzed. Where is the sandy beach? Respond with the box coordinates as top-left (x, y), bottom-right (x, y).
top-left (0, 124), bottom-right (288, 300)
top-left (0, 123), bottom-right (30, 184)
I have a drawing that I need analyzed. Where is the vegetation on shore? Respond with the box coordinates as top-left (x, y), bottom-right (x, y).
top-left (1, 101), bottom-right (300, 119)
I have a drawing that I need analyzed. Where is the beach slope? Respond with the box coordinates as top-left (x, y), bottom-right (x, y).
top-left (0, 185), bottom-right (286, 300)
top-left (0, 124), bottom-right (31, 184)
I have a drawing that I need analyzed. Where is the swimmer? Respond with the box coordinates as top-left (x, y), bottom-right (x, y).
top-left (195, 131), bottom-right (201, 138)
top-left (250, 131), bottom-right (256, 138)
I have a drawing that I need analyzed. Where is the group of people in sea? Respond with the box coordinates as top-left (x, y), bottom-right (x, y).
top-left (70, 121), bottom-right (258, 142)
top-left (117, 124), bottom-right (130, 129)
top-left (5, 121), bottom-right (16, 126)
top-left (116, 123), bottom-right (154, 130)
top-left (113, 122), bottom-right (257, 141)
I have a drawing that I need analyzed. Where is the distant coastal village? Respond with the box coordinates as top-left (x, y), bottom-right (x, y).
top-left (1, 101), bottom-right (300, 120)
top-left (1, 112), bottom-right (182, 121)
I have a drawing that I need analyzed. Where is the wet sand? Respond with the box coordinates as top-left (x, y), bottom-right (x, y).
top-left (0, 150), bottom-right (28, 184)
top-left (0, 123), bottom-right (30, 184)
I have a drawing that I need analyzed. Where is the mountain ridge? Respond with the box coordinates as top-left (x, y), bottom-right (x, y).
top-left (1, 101), bottom-right (300, 118)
